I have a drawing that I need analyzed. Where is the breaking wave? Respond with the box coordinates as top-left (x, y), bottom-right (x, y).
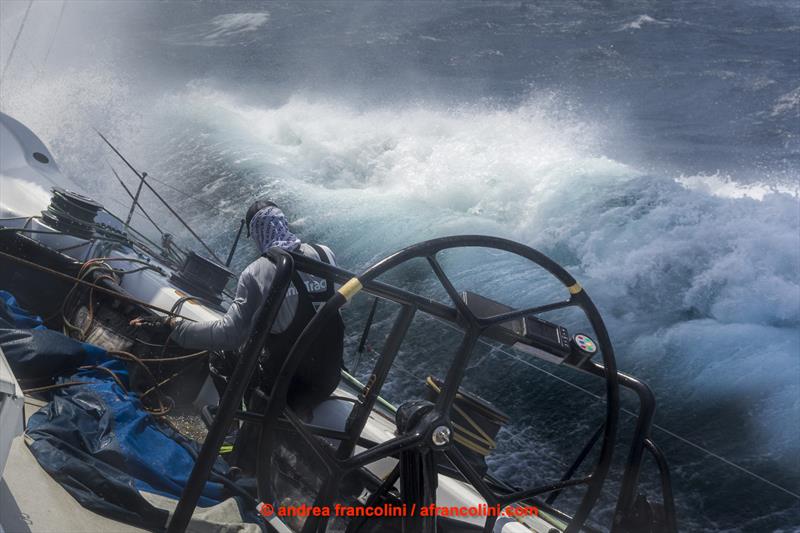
top-left (168, 12), bottom-right (270, 47)
top-left (615, 14), bottom-right (670, 31)
top-left (772, 86), bottom-right (800, 117)
top-left (132, 87), bottom-right (800, 463)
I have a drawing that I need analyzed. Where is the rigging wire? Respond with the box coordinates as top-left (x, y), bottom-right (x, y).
top-left (100, 206), bottom-right (187, 267)
top-left (1, 0), bottom-right (33, 76)
top-left (22, 380), bottom-right (88, 394)
top-left (109, 163), bottom-right (167, 238)
top-left (95, 129), bottom-right (225, 265)
top-left (56, 239), bottom-right (96, 254)
top-left (40, 0), bottom-right (66, 72)
top-left (79, 364), bottom-right (129, 394)
top-left (143, 173), bottom-right (221, 212)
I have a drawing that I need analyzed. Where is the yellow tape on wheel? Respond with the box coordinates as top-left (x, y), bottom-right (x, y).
top-left (339, 278), bottom-right (363, 301)
top-left (567, 282), bottom-right (582, 294)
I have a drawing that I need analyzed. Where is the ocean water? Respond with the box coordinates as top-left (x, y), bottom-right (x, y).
top-left (1, 1), bottom-right (798, 531)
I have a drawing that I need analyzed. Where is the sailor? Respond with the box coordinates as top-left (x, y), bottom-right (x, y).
top-left (131, 199), bottom-right (344, 412)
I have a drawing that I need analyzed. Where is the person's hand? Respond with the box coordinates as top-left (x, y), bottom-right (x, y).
top-left (129, 315), bottom-right (177, 334)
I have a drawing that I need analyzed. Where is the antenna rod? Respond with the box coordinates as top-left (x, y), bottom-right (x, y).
top-left (110, 164), bottom-right (164, 236)
top-left (124, 170), bottom-right (147, 230)
top-left (225, 219), bottom-right (245, 267)
top-left (96, 130), bottom-right (224, 265)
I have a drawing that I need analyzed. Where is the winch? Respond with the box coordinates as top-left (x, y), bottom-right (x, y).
top-left (170, 251), bottom-right (234, 306)
top-left (40, 187), bottom-right (103, 239)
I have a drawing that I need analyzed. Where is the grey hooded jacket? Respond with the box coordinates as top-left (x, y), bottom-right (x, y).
top-left (170, 243), bottom-right (335, 351)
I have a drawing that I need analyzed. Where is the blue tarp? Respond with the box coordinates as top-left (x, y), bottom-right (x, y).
top-left (0, 290), bottom-right (106, 379)
top-left (0, 291), bottom-right (260, 531)
top-left (0, 290), bottom-right (45, 329)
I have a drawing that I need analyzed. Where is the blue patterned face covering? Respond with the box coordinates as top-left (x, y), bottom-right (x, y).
top-left (249, 206), bottom-right (301, 253)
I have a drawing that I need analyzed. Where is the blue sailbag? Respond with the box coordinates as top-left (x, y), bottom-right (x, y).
top-left (0, 291), bottom-right (262, 531)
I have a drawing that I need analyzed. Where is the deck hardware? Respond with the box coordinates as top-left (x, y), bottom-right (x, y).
top-left (431, 426), bottom-right (451, 447)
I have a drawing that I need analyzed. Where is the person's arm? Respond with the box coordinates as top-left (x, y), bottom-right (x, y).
top-left (170, 260), bottom-right (275, 351)
top-left (318, 244), bottom-right (336, 266)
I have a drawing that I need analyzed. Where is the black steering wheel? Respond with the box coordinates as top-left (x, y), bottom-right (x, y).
top-left (256, 236), bottom-right (620, 533)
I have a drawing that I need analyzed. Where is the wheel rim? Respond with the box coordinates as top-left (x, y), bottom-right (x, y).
top-left (257, 235), bottom-right (620, 533)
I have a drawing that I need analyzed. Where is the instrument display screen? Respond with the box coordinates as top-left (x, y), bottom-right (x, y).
top-left (461, 291), bottom-right (572, 361)
top-left (524, 318), bottom-right (560, 345)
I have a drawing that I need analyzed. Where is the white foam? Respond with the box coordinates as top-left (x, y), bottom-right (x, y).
top-left (205, 12), bottom-right (269, 43)
top-left (676, 173), bottom-right (799, 200)
top-left (772, 86), bottom-right (800, 117)
top-left (168, 12), bottom-right (270, 47)
top-left (616, 14), bottom-right (669, 31)
top-left (155, 87), bottom-right (631, 223)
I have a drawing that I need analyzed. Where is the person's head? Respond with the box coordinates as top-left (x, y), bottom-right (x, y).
top-left (245, 198), bottom-right (300, 253)
top-left (245, 198), bottom-right (278, 237)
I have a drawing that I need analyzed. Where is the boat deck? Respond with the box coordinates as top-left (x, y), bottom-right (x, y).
top-left (0, 397), bottom-right (147, 533)
top-left (1, 392), bottom-right (558, 533)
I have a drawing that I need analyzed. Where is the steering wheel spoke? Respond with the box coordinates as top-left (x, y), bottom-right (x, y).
top-left (444, 446), bottom-right (498, 505)
top-left (479, 298), bottom-right (577, 327)
top-left (498, 476), bottom-right (593, 506)
top-left (426, 254), bottom-right (477, 326)
top-left (343, 432), bottom-right (424, 470)
top-left (283, 407), bottom-right (340, 475)
top-left (399, 448), bottom-right (439, 533)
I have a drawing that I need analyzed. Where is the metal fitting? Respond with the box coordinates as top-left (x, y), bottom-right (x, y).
top-left (431, 425), bottom-right (451, 447)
